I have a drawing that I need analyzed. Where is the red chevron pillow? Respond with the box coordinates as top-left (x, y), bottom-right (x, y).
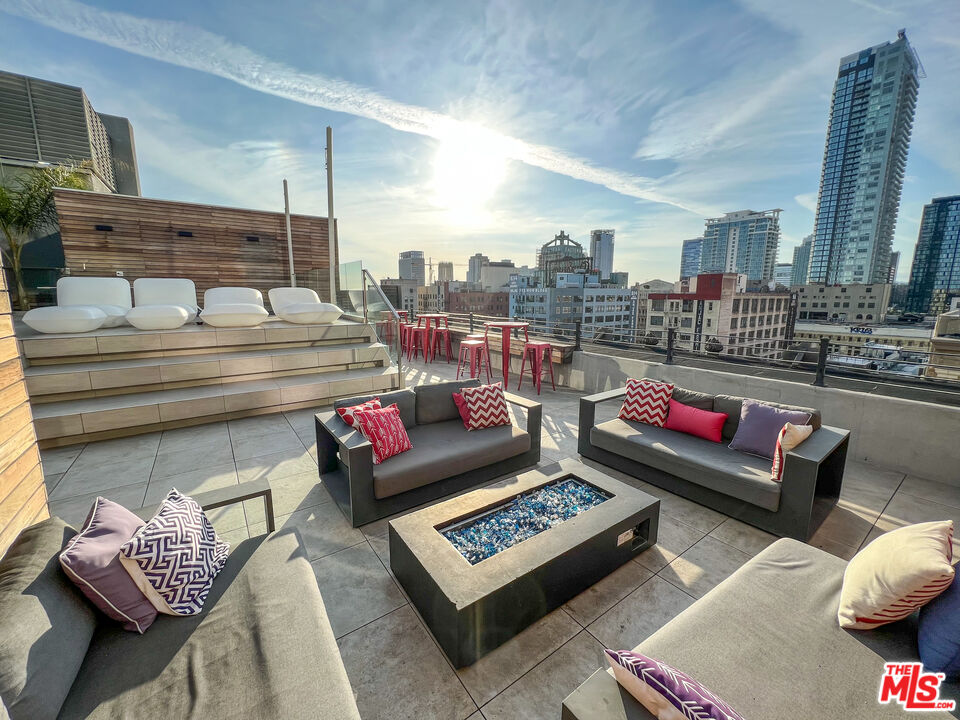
top-left (353, 404), bottom-right (412, 464)
top-left (460, 382), bottom-right (510, 430)
top-left (619, 378), bottom-right (674, 427)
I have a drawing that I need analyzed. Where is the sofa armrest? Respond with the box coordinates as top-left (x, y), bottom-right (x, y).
top-left (786, 425), bottom-right (849, 466)
top-left (133, 478), bottom-right (275, 532)
top-left (315, 410), bottom-right (374, 474)
top-left (504, 391), bottom-right (542, 454)
top-left (578, 388), bottom-right (627, 454)
top-left (779, 425), bottom-right (850, 538)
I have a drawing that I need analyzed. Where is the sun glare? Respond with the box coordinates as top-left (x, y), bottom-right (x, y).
top-left (431, 123), bottom-right (510, 226)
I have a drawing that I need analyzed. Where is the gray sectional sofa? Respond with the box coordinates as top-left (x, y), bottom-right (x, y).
top-left (562, 538), bottom-right (960, 719)
top-left (578, 385), bottom-right (849, 539)
top-left (0, 517), bottom-right (359, 720)
top-left (316, 379), bottom-right (542, 527)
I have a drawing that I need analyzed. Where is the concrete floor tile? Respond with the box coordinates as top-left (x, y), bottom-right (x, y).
top-left (563, 561), bottom-right (653, 627)
top-left (480, 631), bottom-right (605, 720)
top-left (708, 518), bottom-right (777, 557)
top-left (806, 499), bottom-right (878, 550)
top-left (899, 475), bottom-right (960, 510)
top-left (39, 444), bottom-right (84, 475)
top-left (338, 605), bottom-right (477, 720)
top-left (144, 462), bottom-right (238, 505)
top-left (50, 454), bottom-right (156, 500)
top-left (152, 440), bottom-right (235, 479)
top-left (243, 470), bottom-right (331, 524)
top-left (311, 543), bottom-right (406, 638)
top-left (236, 446), bottom-right (317, 483)
top-left (231, 427), bottom-right (305, 461)
top-left (44, 472), bottom-right (64, 495)
top-left (274, 502), bottom-right (365, 560)
top-left (658, 535), bottom-right (750, 599)
top-left (646, 489), bottom-right (726, 534)
top-left (227, 414), bottom-right (292, 443)
top-left (456, 608), bottom-right (581, 707)
top-left (634, 514), bottom-right (705, 573)
top-left (586, 576), bottom-right (695, 650)
top-left (159, 422), bottom-right (230, 453)
top-left (809, 534), bottom-right (859, 561)
top-left (69, 433), bottom-right (160, 470)
top-left (48, 483), bottom-right (148, 527)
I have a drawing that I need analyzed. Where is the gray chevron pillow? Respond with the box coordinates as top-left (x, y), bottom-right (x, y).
top-left (119, 490), bottom-right (229, 616)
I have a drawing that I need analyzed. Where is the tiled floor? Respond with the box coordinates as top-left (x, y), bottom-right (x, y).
top-left (38, 359), bottom-right (960, 720)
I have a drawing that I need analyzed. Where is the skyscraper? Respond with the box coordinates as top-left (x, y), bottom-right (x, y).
top-left (791, 234), bottom-right (813, 286)
top-left (905, 196), bottom-right (960, 314)
top-left (589, 229), bottom-right (615, 279)
top-left (0, 70), bottom-right (140, 195)
top-left (774, 263), bottom-right (793, 287)
top-left (398, 250), bottom-right (425, 285)
top-left (809, 31), bottom-right (920, 285)
top-left (679, 238), bottom-right (703, 279)
top-left (700, 210), bottom-right (781, 285)
top-left (437, 261), bottom-right (454, 282)
top-left (467, 253), bottom-right (488, 284)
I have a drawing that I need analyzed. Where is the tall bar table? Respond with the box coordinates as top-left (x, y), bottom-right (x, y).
top-left (483, 321), bottom-right (529, 388)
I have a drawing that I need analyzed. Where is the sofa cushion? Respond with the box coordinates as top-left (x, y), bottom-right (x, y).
top-left (671, 386), bottom-right (715, 411)
top-left (58, 531), bottom-right (361, 720)
top-left (373, 420), bottom-right (531, 499)
top-left (919, 573), bottom-right (960, 676)
top-left (0, 518), bottom-right (96, 720)
top-left (414, 379), bottom-right (479, 425)
top-left (664, 399), bottom-right (727, 443)
top-left (591, 419), bottom-right (781, 511)
top-left (633, 539), bottom-right (950, 719)
top-left (713, 394), bottom-right (821, 443)
top-left (336, 388), bottom-right (416, 429)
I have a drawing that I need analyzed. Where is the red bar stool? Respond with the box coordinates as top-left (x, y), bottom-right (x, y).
top-left (518, 341), bottom-right (555, 394)
top-left (407, 326), bottom-right (429, 361)
top-left (430, 326), bottom-right (453, 363)
top-left (399, 322), bottom-right (413, 355)
top-left (457, 340), bottom-right (491, 382)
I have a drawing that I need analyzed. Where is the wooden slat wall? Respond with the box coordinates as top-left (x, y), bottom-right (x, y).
top-left (0, 249), bottom-right (47, 556)
top-left (54, 189), bottom-right (338, 304)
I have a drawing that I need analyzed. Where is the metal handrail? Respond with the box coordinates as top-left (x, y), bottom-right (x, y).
top-left (361, 268), bottom-right (403, 387)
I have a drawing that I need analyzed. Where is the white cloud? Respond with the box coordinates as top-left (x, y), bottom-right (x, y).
top-left (794, 192), bottom-right (818, 214)
top-left (0, 0), bottom-right (703, 213)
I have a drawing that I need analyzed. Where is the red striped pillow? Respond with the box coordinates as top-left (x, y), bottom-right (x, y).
top-left (619, 378), bottom-right (673, 427)
top-left (336, 398), bottom-right (381, 427)
top-left (460, 382), bottom-right (510, 430)
top-left (838, 520), bottom-right (955, 630)
top-left (353, 405), bottom-right (412, 464)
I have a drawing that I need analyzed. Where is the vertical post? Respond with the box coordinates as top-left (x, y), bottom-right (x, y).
top-left (666, 327), bottom-right (675, 364)
top-left (813, 336), bottom-right (829, 387)
top-left (282, 179), bottom-right (295, 287)
top-left (396, 316), bottom-right (404, 389)
top-left (574, 320), bottom-right (582, 351)
top-left (325, 126), bottom-right (337, 305)
top-left (469, 312), bottom-right (474, 333)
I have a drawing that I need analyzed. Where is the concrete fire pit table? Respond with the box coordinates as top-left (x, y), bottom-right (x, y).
top-left (389, 458), bottom-right (660, 667)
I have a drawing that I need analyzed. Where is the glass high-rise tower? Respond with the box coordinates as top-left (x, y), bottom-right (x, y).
top-left (809, 31), bottom-right (920, 285)
top-left (906, 196), bottom-right (960, 314)
top-left (679, 238), bottom-right (703, 279)
top-left (700, 209), bottom-right (780, 286)
top-left (791, 234), bottom-right (813, 286)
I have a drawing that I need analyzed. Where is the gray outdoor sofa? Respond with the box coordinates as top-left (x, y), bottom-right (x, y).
top-left (0, 513), bottom-right (359, 720)
top-left (562, 538), bottom-right (960, 719)
top-left (316, 379), bottom-right (542, 527)
top-left (578, 385), bottom-right (849, 540)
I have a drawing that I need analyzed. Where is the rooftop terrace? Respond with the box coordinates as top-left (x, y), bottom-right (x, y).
top-left (36, 353), bottom-right (960, 719)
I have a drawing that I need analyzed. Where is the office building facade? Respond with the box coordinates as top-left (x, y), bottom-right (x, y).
top-left (436, 261), bottom-right (454, 282)
top-left (679, 238), bottom-right (703, 279)
top-left (906, 196), bottom-right (960, 314)
top-left (774, 263), bottom-right (793, 287)
top-left (700, 210), bottom-right (781, 285)
top-left (791, 235), bottom-right (813, 286)
top-left (589, 229), bottom-right (615, 280)
top-left (510, 272), bottom-right (634, 340)
top-left (398, 250), bottom-right (425, 285)
top-left (0, 70), bottom-right (140, 195)
top-left (467, 253), bottom-right (488, 283)
top-left (809, 32), bottom-right (920, 285)
top-left (794, 283), bottom-right (891, 324)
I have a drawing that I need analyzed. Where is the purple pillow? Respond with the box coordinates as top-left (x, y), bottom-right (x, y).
top-left (605, 649), bottom-right (744, 720)
top-left (727, 399), bottom-right (811, 459)
top-left (119, 489), bottom-right (229, 616)
top-left (59, 498), bottom-right (158, 633)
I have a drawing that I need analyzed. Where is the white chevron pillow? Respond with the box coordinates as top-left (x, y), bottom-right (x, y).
top-left (619, 378), bottom-right (674, 427)
top-left (119, 489), bottom-right (230, 616)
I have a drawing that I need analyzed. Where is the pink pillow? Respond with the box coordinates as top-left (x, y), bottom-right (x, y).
top-left (353, 404), bottom-right (413, 464)
top-left (663, 399), bottom-right (728, 443)
top-left (452, 392), bottom-right (471, 428)
top-left (336, 398), bottom-right (381, 427)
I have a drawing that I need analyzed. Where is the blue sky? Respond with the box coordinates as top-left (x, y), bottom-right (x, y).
top-left (1, 0), bottom-right (958, 284)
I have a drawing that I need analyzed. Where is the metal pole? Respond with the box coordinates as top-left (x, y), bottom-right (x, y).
top-left (282, 179), bottom-right (295, 287)
top-left (469, 312), bottom-right (474, 333)
top-left (813, 336), bottom-right (829, 387)
top-left (325, 126), bottom-right (337, 305)
top-left (574, 320), bottom-right (582, 351)
top-left (666, 327), bottom-right (675, 364)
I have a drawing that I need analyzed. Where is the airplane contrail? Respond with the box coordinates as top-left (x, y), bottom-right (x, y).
top-left (0, 0), bottom-right (697, 212)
